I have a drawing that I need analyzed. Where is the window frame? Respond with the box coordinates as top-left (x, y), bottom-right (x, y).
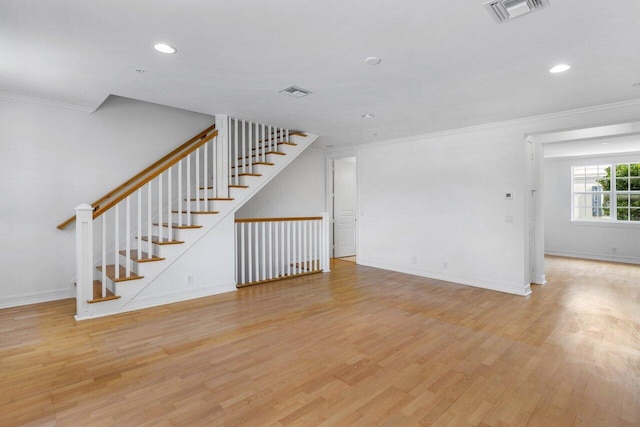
top-left (571, 162), bottom-right (640, 225)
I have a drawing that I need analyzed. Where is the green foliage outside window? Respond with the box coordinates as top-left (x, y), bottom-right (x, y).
top-left (597, 163), bottom-right (640, 221)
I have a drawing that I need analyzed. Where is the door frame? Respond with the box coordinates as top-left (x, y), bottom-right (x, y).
top-left (525, 119), bottom-right (640, 287)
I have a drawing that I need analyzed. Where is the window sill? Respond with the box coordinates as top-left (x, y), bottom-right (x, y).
top-left (571, 220), bottom-right (640, 229)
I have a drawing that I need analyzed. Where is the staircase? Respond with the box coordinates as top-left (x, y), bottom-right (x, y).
top-left (65, 115), bottom-right (318, 320)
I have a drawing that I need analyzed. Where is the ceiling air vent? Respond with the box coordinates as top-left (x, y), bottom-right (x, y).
top-left (484, 0), bottom-right (550, 23)
top-left (279, 86), bottom-right (312, 98)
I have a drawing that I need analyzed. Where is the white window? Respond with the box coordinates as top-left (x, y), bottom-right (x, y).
top-left (571, 163), bottom-right (640, 223)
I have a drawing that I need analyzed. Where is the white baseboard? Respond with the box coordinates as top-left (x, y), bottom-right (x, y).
top-left (0, 288), bottom-right (75, 309)
top-left (75, 281), bottom-right (237, 321)
top-left (357, 259), bottom-right (531, 296)
top-left (545, 249), bottom-right (640, 265)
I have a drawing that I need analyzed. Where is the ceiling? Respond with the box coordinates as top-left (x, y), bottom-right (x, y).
top-left (544, 134), bottom-right (640, 158)
top-left (2, 0), bottom-right (640, 148)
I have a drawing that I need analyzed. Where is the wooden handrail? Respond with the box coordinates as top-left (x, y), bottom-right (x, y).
top-left (57, 124), bottom-right (216, 229)
top-left (235, 216), bottom-right (322, 223)
top-left (92, 130), bottom-right (218, 220)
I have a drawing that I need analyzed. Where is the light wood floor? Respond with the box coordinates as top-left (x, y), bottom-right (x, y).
top-left (1, 256), bottom-right (639, 426)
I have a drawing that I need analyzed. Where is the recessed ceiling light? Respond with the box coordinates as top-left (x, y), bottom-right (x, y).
top-left (362, 113), bottom-right (375, 119)
top-left (365, 56), bottom-right (382, 65)
top-left (154, 43), bottom-right (176, 54)
top-left (549, 64), bottom-right (571, 74)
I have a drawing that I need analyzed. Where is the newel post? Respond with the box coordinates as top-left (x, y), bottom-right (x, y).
top-left (75, 203), bottom-right (93, 320)
top-left (321, 212), bottom-right (331, 272)
top-left (214, 114), bottom-right (229, 198)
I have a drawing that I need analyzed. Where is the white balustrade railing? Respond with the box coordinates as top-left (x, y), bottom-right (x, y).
top-left (74, 116), bottom-right (297, 316)
top-left (227, 117), bottom-right (289, 186)
top-left (235, 214), bottom-right (331, 287)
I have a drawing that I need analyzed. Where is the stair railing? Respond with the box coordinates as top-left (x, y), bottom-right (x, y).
top-left (234, 214), bottom-right (331, 288)
top-left (57, 124), bottom-right (216, 230)
top-left (70, 115), bottom-right (297, 319)
top-left (226, 116), bottom-right (290, 186)
top-left (74, 128), bottom-right (220, 318)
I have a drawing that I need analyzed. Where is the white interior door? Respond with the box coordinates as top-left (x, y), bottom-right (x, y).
top-left (333, 157), bottom-right (357, 258)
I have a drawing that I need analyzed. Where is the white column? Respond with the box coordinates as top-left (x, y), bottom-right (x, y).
top-left (321, 212), bottom-right (331, 272)
top-left (75, 203), bottom-right (93, 320)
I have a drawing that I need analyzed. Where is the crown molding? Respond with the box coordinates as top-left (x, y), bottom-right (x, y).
top-left (0, 91), bottom-right (97, 113)
top-left (327, 98), bottom-right (640, 153)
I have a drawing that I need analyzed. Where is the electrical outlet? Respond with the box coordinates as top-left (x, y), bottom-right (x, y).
top-left (411, 256), bottom-right (417, 265)
top-left (612, 248), bottom-right (617, 254)
top-left (186, 274), bottom-right (194, 284)
top-left (444, 262), bottom-right (448, 270)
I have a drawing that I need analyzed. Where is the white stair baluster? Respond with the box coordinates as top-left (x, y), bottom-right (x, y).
top-left (268, 221), bottom-right (273, 280)
top-left (114, 203), bottom-right (120, 279)
top-left (234, 118), bottom-right (239, 186)
top-left (241, 120), bottom-right (246, 175)
top-left (158, 173), bottom-right (163, 243)
top-left (186, 153), bottom-right (191, 225)
top-left (137, 190), bottom-right (142, 262)
top-left (274, 221), bottom-right (279, 279)
top-left (313, 220), bottom-right (317, 270)
top-left (203, 142), bottom-right (209, 204)
top-left (240, 222), bottom-right (245, 285)
top-left (125, 196), bottom-right (131, 276)
top-left (287, 220), bottom-right (291, 276)
top-left (251, 222), bottom-right (261, 281)
top-left (248, 121), bottom-right (253, 173)
top-left (195, 148), bottom-right (200, 213)
top-left (101, 214), bottom-right (107, 297)
top-left (303, 220), bottom-right (307, 271)
top-left (262, 124), bottom-right (266, 163)
top-left (167, 166), bottom-right (172, 238)
top-left (247, 221), bottom-right (253, 283)
top-left (261, 222), bottom-right (266, 280)
top-left (178, 161), bottom-right (183, 227)
top-left (147, 182), bottom-right (152, 259)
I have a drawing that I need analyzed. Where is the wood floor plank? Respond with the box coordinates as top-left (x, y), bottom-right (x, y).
top-left (0, 256), bottom-right (639, 425)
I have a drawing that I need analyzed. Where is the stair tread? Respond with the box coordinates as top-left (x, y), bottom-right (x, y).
top-left (229, 185), bottom-right (249, 189)
top-left (230, 162), bottom-right (274, 169)
top-left (139, 236), bottom-right (184, 245)
top-left (250, 141), bottom-right (297, 151)
top-left (234, 173), bottom-right (262, 177)
top-left (96, 264), bottom-right (144, 282)
top-left (172, 210), bottom-right (220, 214)
top-left (119, 250), bottom-right (165, 263)
top-left (185, 197), bottom-right (234, 201)
top-left (153, 222), bottom-right (203, 229)
top-left (88, 280), bottom-right (121, 303)
top-left (237, 151), bottom-right (285, 161)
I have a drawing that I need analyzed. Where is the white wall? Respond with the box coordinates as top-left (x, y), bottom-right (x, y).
top-left (0, 95), bottom-right (214, 307)
top-left (357, 126), bottom-right (531, 295)
top-left (236, 148), bottom-right (326, 218)
top-left (352, 100), bottom-right (640, 296)
top-left (544, 153), bottom-right (640, 264)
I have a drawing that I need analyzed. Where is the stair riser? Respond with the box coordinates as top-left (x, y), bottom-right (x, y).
top-left (170, 213), bottom-right (202, 225)
top-left (234, 152), bottom-right (282, 166)
top-left (183, 200), bottom-right (220, 212)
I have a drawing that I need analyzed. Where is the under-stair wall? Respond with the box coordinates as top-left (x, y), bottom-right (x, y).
top-left (73, 115), bottom-right (318, 320)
